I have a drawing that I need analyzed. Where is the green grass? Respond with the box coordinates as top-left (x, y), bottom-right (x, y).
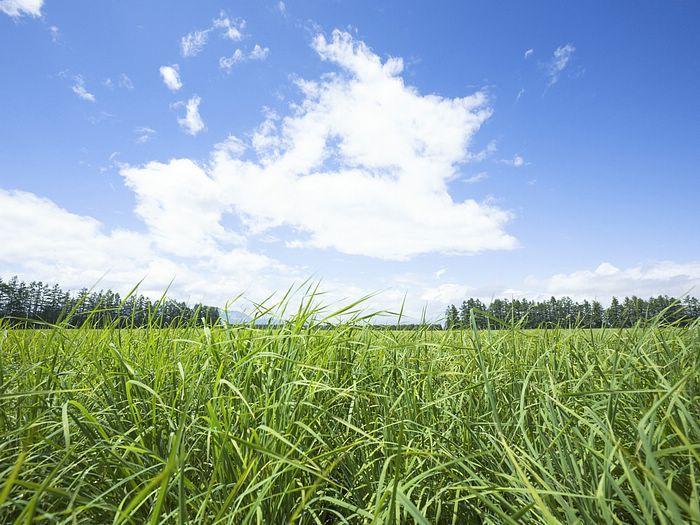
top-left (0, 296), bottom-right (699, 523)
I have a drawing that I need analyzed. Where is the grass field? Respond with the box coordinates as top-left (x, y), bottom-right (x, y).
top-left (0, 302), bottom-right (699, 523)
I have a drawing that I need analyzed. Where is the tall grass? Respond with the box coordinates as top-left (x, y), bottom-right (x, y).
top-left (0, 291), bottom-right (698, 523)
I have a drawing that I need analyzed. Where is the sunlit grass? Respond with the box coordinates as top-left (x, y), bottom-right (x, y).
top-left (0, 290), bottom-right (698, 523)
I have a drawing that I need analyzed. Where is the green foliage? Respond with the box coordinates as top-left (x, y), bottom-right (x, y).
top-left (0, 292), bottom-right (699, 523)
top-left (0, 276), bottom-right (220, 328)
top-left (446, 295), bottom-right (699, 329)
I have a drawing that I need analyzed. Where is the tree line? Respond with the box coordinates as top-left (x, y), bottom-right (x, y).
top-left (445, 295), bottom-right (700, 329)
top-left (0, 276), bottom-right (220, 327)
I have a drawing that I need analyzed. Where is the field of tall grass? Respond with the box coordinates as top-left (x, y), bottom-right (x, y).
top-left (1, 297), bottom-right (699, 523)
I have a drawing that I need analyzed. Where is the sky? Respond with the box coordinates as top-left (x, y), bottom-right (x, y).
top-left (1, 0), bottom-right (699, 320)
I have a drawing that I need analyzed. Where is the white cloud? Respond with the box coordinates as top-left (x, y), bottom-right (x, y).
top-left (219, 49), bottom-right (245, 72)
top-left (0, 29), bottom-right (535, 318)
top-left (547, 43), bottom-right (575, 86)
top-left (219, 45), bottom-right (269, 72)
top-left (0, 0), bottom-right (42, 17)
top-left (501, 154), bottom-right (525, 167)
top-left (249, 44), bottom-right (269, 60)
top-left (525, 261), bottom-right (700, 301)
top-left (214, 134), bottom-right (247, 157)
top-left (524, 48), bottom-right (533, 59)
top-left (463, 172), bottom-right (488, 184)
top-left (213, 11), bottom-right (245, 41)
top-left (181, 12), bottom-right (247, 58)
top-left (134, 127), bottom-right (156, 144)
top-left (121, 159), bottom-right (239, 257)
top-left (118, 73), bottom-right (134, 90)
top-left (2, 184), bottom-right (698, 318)
top-left (277, 1), bottom-right (286, 15)
top-left (159, 65), bottom-right (182, 91)
top-left (207, 30), bottom-right (516, 260)
top-left (105, 73), bottom-right (134, 90)
top-left (175, 95), bottom-right (205, 136)
top-left (0, 189), bottom-right (293, 305)
top-left (516, 88), bottom-right (525, 101)
top-left (49, 25), bottom-right (59, 42)
top-left (0, 189), bottom-right (152, 288)
top-left (71, 75), bottom-right (96, 102)
top-left (421, 283), bottom-right (472, 303)
top-left (181, 29), bottom-right (209, 57)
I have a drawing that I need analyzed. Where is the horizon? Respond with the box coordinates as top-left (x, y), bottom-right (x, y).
top-left (1, 1), bottom-right (698, 321)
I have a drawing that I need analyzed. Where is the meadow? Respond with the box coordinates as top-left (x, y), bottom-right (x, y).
top-left (0, 301), bottom-right (698, 523)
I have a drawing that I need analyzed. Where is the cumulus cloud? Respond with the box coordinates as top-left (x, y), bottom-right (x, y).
top-left (0, 29), bottom-right (532, 317)
top-left (547, 43), bottom-right (575, 86)
top-left (0, 188), bottom-right (293, 305)
top-left (120, 159), bottom-right (239, 257)
top-left (175, 95), bottom-right (205, 135)
top-left (71, 75), bottom-right (96, 102)
top-left (0, 0), bottom-right (42, 17)
top-left (207, 30), bottom-right (515, 260)
top-left (159, 65), bottom-right (182, 91)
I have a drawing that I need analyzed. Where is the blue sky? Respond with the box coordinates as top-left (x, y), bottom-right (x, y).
top-left (1, 0), bottom-right (699, 318)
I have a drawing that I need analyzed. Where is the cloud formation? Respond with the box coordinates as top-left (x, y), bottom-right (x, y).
top-left (0, 0), bottom-right (42, 18)
top-left (181, 30), bottom-right (208, 57)
top-left (134, 126), bottom-right (156, 144)
top-left (205, 30), bottom-right (516, 260)
top-left (71, 75), bottom-right (96, 102)
top-left (547, 43), bottom-right (575, 86)
top-left (159, 65), bottom-right (182, 91)
top-left (175, 95), bottom-right (205, 135)
top-left (526, 261), bottom-right (700, 301)
top-left (219, 44), bottom-right (269, 72)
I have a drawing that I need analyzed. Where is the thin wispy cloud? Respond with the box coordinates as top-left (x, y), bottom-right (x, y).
top-left (219, 49), bottom-right (245, 72)
top-left (134, 127), bottom-right (156, 144)
top-left (49, 25), bottom-right (60, 42)
top-left (71, 75), bottom-right (95, 102)
top-left (500, 154), bottom-right (525, 167)
top-left (181, 11), bottom-right (248, 58)
top-left (219, 45), bottom-right (269, 72)
top-left (524, 48), bottom-right (533, 59)
top-left (181, 29), bottom-right (209, 57)
top-left (547, 43), bottom-right (575, 86)
top-left (213, 11), bottom-right (245, 41)
top-left (104, 73), bottom-right (134, 90)
top-left (463, 172), bottom-right (489, 184)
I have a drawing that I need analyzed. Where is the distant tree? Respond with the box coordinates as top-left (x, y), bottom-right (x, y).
top-left (445, 305), bottom-right (459, 329)
top-left (0, 276), bottom-right (220, 328)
